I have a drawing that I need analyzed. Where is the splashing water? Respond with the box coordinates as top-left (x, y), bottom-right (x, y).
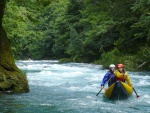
top-left (0, 60), bottom-right (150, 113)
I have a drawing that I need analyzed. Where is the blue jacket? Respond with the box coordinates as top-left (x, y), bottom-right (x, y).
top-left (101, 71), bottom-right (116, 87)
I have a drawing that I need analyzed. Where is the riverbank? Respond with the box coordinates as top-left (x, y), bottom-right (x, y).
top-left (58, 57), bottom-right (150, 71)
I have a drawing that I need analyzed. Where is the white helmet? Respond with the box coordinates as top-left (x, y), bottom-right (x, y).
top-left (109, 64), bottom-right (115, 68)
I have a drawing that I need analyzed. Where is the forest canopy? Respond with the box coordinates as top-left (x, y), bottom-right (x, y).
top-left (3, 0), bottom-right (150, 71)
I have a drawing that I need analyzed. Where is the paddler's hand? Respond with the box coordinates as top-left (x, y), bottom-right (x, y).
top-left (123, 72), bottom-right (128, 78)
top-left (101, 86), bottom-right (104, 89)
top-left (130, 84), bottom-right (134, 88)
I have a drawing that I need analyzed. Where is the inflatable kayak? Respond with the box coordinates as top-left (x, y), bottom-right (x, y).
top-left (104, 81), bottom-right (133, 100)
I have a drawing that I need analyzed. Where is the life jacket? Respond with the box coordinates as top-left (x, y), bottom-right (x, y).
top-left (115, 70), bottom-right (125, 82)
top-left (116, 76), bottom-right (125, 82)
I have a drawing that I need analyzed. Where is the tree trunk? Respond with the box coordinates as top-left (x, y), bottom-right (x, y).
top-left (0, 0), bottom-right (29, 93)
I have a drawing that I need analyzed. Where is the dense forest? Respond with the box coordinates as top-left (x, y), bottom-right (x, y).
top-left (3, 0), bottom-right (150, 71)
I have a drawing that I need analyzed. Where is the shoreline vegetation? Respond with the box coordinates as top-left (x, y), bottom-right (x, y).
top-left (58, 58), bottom-right (149, 71)
top-left (2, 0), bottom-right (150, 71)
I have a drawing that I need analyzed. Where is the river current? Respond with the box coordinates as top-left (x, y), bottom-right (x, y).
top-left (0, 60), bottom-right (150, 113)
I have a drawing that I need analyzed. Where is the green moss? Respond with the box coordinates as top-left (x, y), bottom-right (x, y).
top-left (0, 66), bottom-right (29, 93)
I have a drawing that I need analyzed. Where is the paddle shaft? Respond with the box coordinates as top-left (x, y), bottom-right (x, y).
top-left (96, 75), bottom-right (113, 96)
top-left (96, 88), bottom-right (103, 96)
top-left (133, 88), bottom-right (140, 98)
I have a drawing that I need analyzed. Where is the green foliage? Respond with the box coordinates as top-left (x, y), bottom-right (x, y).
top-left (131, 0), bottom-right (150, 43)
top-left (67, 27), bottom-right (83, 55)
top-left (135, 46), bottom-right (150, 70)
top-left (2, 0), bottom-right (150, 70)
top-left (97, 48), bottom-right (123, 68)
top-left (3, 0), bottom-right (46, 59)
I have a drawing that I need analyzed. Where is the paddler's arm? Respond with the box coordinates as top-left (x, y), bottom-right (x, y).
top-left (124, 72), bottom-right (133, 87)
top-left (101, 72), bottom-right (109, 88)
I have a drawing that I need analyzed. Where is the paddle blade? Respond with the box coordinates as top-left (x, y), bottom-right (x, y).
top-left (133, 88), bottom-right (140, 98)
top-left (136, 95), bottom-right (140, 98)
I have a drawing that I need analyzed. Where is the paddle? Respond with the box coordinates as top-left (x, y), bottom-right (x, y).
top-left (133, 88), bottom-right (140, 98)
top-left (96, 75), bottom-right (113, 96)
top-left (96, 87), bottom-right (104, 96)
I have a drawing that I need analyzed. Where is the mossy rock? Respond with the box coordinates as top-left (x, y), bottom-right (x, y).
top-left (0, 65), bottom-right (29, 93)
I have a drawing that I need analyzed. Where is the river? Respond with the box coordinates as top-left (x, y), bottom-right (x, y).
top-left (0, 60), bottom-right (150, 113)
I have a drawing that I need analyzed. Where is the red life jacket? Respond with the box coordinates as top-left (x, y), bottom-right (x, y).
top-left (116, 70), bottom-right (126, 82)
top-left (116, 76), bottom-right (125, 82)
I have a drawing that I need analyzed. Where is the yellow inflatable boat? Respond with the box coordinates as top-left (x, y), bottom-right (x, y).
top-left (104, 81), bottom-right (133, 100)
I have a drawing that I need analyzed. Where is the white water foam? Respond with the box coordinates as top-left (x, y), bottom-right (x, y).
top-left (136, 79), bottom-right (150, 86)
top-left (19, 60), bottom-right (103, 89)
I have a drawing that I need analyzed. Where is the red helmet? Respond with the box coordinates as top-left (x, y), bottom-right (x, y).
top-left (117, 64), bottom-right (124, 68)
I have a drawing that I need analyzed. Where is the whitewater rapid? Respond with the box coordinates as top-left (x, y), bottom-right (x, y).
top-left (0, 60), bottom-right (149, 113)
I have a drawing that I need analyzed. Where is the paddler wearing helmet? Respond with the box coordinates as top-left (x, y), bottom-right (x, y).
top-left (101, 64), bottom-right (116, 89)
top-left (115, 64), bottom-right (133, 87)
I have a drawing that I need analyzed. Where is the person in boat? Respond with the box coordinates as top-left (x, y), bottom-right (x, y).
top-left (115, 64), bottom-right (133, 87)
top-left (101, 64), bottom-right (116, 89)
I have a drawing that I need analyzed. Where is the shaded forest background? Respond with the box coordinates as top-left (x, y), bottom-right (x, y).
top-left (2, 0), bottom-right (150, 71)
